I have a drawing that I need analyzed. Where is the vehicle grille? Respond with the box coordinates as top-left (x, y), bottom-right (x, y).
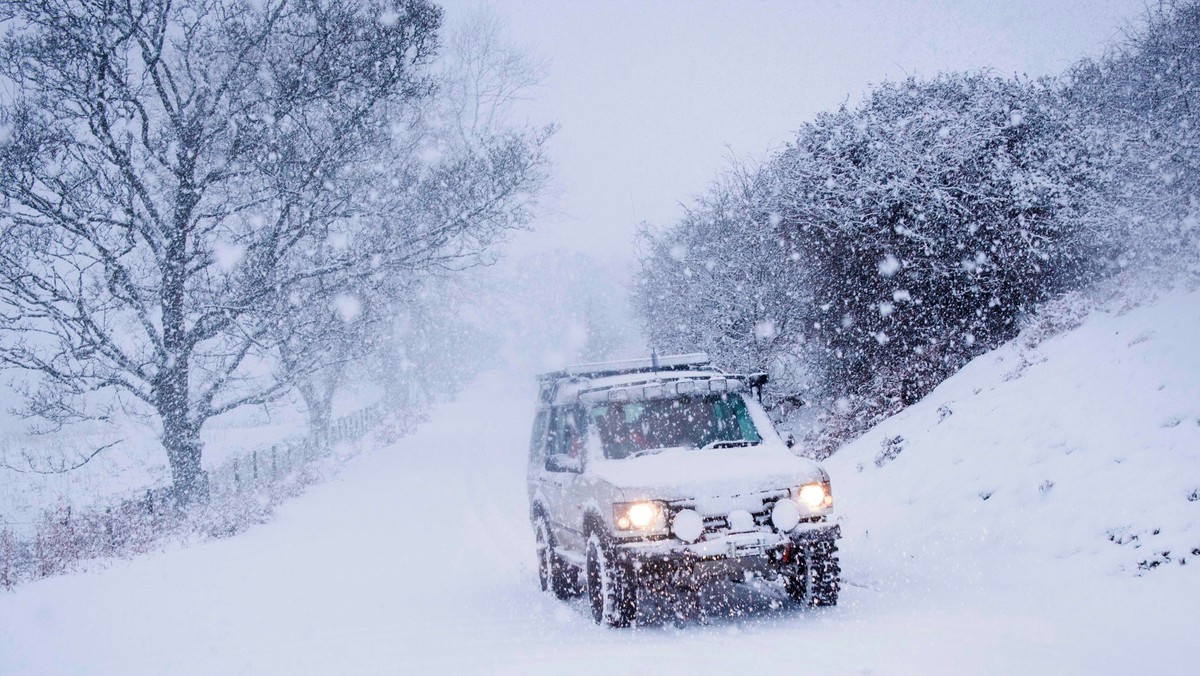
top-left (667, 489), bottom-right (792, 536)
top-left (698, 504), bottom-right (776, 535)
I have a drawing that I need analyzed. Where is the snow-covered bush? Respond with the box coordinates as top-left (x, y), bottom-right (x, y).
top-left (1067, 0), bottom-right (1200, 276)
top-left (636, 3), bottom-right (1200, 455)
top-left (772, 74), bottom-right (1114, 405)
top-left (638, 73), bottom-right (1112, 447)
top-left (635, 164), bottom-right (801, 381)
top-left (1019, 290), bottom-right (1092, 350)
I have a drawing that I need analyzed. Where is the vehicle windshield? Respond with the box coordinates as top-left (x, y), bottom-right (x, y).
top-left (588, 394), bottom-right (761, 460)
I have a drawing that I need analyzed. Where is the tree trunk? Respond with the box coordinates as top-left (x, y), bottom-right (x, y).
top-left (157, 356), bottom-right (207, 505)
top-left (298, 377), bottom-right (335, 447)
top-left (160, 179), bottom-right (203, 504)
top-left (161, 411), bottom-right (206, 506)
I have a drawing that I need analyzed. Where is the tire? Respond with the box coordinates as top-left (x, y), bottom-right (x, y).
top-left (585, 532), bottom-right (638, 627)
top-left (535, 518), bottom-right (579, 599)
top-left (785, 540), bottom-right (840, 607)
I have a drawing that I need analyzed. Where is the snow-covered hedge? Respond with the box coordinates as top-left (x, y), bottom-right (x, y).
top-left (636, 2), bottom-right (1200, 456)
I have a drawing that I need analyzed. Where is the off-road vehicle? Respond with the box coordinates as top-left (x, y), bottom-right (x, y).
top-left (527, 353), bottom-right (840, 627)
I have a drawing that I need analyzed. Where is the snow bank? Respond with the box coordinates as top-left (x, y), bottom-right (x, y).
top-left (826, 288), bottom-right (1200, 578)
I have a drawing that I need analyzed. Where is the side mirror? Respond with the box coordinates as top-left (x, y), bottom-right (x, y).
top-left (546, 453), bottom-right (582, 473)
top-left (748, 372), bottom-right (769, 402)
top-left (785, 434), bottom-right (796, 449)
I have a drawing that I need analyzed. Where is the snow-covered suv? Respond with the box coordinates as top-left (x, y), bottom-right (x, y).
top-left (527, 353), bottom-right (840, 627)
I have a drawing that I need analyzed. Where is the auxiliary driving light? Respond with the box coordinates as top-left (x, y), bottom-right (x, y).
top-left (771, 497), bottom-right (802, 532)
top-left (672, 509), bottom-right (704, 543)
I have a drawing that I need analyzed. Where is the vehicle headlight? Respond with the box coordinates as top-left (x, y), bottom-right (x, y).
top-left (614, 501), bottom-right (667, 531)
top-left (796, 482), bottom-right (832, 510)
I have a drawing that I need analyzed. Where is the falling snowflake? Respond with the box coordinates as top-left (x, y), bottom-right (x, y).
top-left (213, 242), bottom-right (245, 272)
top-left (878, 254), bottom-right (901, 277)
top-left (335, 294), bottom-right (362, 323)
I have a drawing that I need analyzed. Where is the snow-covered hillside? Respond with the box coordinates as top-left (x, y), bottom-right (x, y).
top-left (827, 288), bottom-right (1200, 578)
top-left (1, 291), bottom-right (1197, 675)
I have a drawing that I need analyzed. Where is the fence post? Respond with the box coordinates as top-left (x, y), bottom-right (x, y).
top-left (35, 530), bottom-right (45, 579)
top-left (271, 445), bottom-right (277, 480)
top-left (104, 507), bottom-right (115, 555)
top-left (233, 458), bottom-right (240, 491)
top-left (1, 526), bottom-right (11, 590)
top-left (252, 449), bottom-right (258, 482)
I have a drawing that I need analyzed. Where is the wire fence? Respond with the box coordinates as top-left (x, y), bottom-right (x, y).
top-left (206, 404), bottom-right (383, 499)
top-left (0, 403), bottom-right (384, 590)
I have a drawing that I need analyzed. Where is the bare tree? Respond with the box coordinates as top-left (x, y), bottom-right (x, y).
top-left (436, 6), bottom-right (545, 146)
top-left (0, 0), bottom-right (548, 502)
top-left (270, 8), bottom-right (553, 441)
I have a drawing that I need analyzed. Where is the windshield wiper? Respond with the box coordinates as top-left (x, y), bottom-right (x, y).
top-left (628, 447), bottom-right (669, 459)
top-left (698, 440), bottom-right (761, 451)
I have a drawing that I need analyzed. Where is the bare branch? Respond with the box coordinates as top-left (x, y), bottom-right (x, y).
top-left (0, 439), bottom-right (122, 475)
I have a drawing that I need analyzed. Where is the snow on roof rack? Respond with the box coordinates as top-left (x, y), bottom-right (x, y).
top-left (537, 352), bottom-right (712, 381)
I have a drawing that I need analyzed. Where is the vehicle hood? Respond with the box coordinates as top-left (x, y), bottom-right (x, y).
top-left (588, 443), bottom-right (825, 512)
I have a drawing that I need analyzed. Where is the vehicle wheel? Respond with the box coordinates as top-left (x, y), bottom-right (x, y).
top-left (785, 540), bottom-right (840, 607)
top-left (535, 518), bottom-right (579, 599)
top-left (585, 532), bottom-right (637, 627)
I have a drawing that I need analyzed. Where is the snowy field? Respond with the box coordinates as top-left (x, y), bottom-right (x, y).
top-left (2, 291), bottom-right (1198, 675)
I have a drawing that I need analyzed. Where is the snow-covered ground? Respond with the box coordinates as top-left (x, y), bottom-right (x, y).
top-left (2, 291), bottom-right (1198, 674)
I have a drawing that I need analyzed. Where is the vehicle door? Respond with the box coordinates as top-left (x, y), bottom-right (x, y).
top-left (543, 405), bottom-right (587, 553)
top-left (527, 409), bottom-right (550, 506)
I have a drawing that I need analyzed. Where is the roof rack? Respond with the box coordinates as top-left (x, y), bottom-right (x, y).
top-left (537, 352), bottom-right (712, 382)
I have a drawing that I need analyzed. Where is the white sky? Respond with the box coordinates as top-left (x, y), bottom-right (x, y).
top-left (441, 0), bottom-right (1150, 262)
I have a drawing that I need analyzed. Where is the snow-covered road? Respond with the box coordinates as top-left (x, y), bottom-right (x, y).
top-left (2, 363), bottom-right (1197, 674)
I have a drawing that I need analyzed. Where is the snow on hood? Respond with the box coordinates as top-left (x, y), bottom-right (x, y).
top-left (589, 443), bottom-right (824, 510)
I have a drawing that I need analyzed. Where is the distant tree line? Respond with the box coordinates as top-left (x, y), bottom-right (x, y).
top-left (635, 1), bottom-right (1200, 456)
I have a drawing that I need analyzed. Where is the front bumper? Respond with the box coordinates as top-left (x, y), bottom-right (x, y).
top-left (615, 522), bottom-right (840, 582)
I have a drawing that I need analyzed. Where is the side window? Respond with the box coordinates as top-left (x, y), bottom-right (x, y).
top-left (546, 408), bottom-right (569, 457)
top-left (545, 406), bottom-right (585, 471)
top-left (528, 411), bottom-right (549, 465)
